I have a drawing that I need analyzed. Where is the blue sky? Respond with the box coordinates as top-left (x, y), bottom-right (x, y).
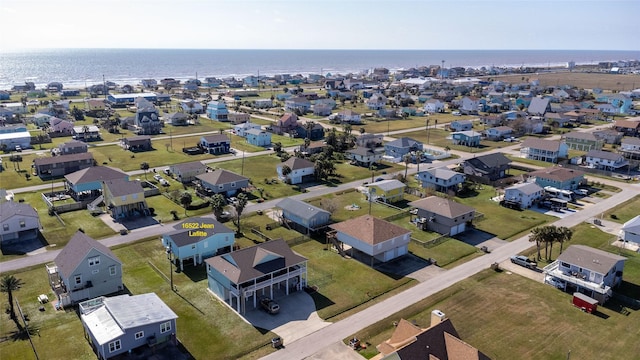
top-left (1, 0), bottom-right (638, 50)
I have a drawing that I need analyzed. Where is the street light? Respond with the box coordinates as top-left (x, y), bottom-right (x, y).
top-left (166, 246), bottom-right (174, 291)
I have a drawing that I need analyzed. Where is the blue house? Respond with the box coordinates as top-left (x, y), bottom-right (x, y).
top-left (196, 169), bottom-right (250, 197)
top-left (0, 91), bottom-right (10, 100)
top-left (528, 167), bottom-right (585, 191)
top-left (245, 128), bottom-right (271, 147)
top-left (64, 166), bottom-right (128, 201)
top-left (205, 239), bottom-right (308, 314)
top-left (206, 101), bottom-right (229, 121)
top-left (597, 94), bottom-right (633, 114)
top-left (450, 131), bottom-right (481, 147)
top-left (276, 198), bottom-right (331, 234)
top-left (200, 134), bottom-right (230, 154)
top-left (384, 137), bottom-right (423, 162)
top-left (162, 217), bottom-right (235, 271)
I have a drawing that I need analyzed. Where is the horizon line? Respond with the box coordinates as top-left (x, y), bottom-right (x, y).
top-left (3, 47), bottom-right (639, 52)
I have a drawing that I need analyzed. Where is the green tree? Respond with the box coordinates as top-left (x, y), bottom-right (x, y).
top-left (273, 142), bottom-right (283, 154)
top-left (232, 193), bottom-right (248, 234)
top-left (210, 193), bottom-right (226, 220)
top-left (403, 153), bottom-right (412, 179)
top-left (179, 191), bottom-right (192, 215)
top-left (530, 225), bottom-right (573, 261)
top-left (140, 162), bottom-right (149, 180)
top-left (1, 275), bottom-right (25, 328)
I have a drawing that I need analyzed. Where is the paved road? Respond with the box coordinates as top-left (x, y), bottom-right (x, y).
top-left (261, 180), bottom-right (639, 360)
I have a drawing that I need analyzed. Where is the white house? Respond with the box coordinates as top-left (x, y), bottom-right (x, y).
top-left (277, 157), bottom-right (315, 184)
top-left (460, 96), bottom-right (480, 113)
top-left (620, 215), bottom-right (640, 246)
top-left (503, 182), bottom-right (544, 208)
top-left (423, 99), bottom-right (444, 113)
top-left (179, 99), bottom-right (203, 114)
top-left (485, 126), bottom-right (513, 140)
top-left (584, 150), bottom-right (628, 170)
top-left (233, 122), bottom-right (261, 137)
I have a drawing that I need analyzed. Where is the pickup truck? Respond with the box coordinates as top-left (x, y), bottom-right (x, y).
top-left (260, 297), bottom-right (280, 314)
top-left (510, 255), bottom-right (537, 269)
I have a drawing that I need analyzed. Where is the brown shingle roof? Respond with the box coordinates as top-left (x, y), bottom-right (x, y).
top-left (33, 152), bottom-right (94, 166)
top-left (103, 178), bottom-right (143, 197)
top-left (64, 166), bottom-right (127, 185)
top-left (281, 156), bottom-right (315, 170)
top-left (329, 215), bottom-right (410, 245)
top-left (520, 138), bottom-right (563, 152)
top-left (528, 166), bottom-right (585, 182)
top-left (54, 231), bottom-right (121, 279)
top-left (409, 196), bottom-right (475, 218)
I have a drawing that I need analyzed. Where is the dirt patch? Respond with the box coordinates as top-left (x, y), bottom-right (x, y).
top-left (484, 72), bottom-right (640, 91)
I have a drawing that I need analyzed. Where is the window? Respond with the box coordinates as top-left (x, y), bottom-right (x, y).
top-left (109, 266), bottom-right (117, 276)
top-left (132, 194), bottom-right (138, 200)
top-left (108, 340), bottom-right (121, 353)
top-left (560, 261), bottom-right (570, 268)
top-left (191, 244), bottom-right (196, 250)
top-left (204, 242), bottom-right (208, 248)
top-left (135, 331), bottom-right (144, 340)
top-left (19, 220), bottom-right (26, 228)
top-left (160, 321), bottom-right (171, 333)
top-left (88, 256), bottom-right (100, 266)
top-left (121, 196), bottom-right (127, 201)
top-left (2, 224), bottom-right (8, 231)
top-left (74, 275), bottom-right (82, 285)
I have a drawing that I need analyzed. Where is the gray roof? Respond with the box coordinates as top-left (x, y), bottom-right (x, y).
top-left (348, 146), bottom-right (381, 156)
top-left (201, 134), bottom-right (230, 143)
top-left (464, 153), bottom-right (511, 172)
top-left (585, 150), bottom-right (624, 161)
top-left (529, 166), bottom-right (585, 182)
top-left (329, 215), bottom-right (410, 245)
top-left (103, 178), bottom-right (143, 197)
top-left (409, 196), bottom-right (475, 218)
top-left (563, 131), bottom-right (597, 141)
top-left (81, 293), bottom-right (177, 346)
top-left (621, 137), bottom-right (640, 145)
top-left (386, 137), bottom-right (422, 149)
top-left (166, 217), bottom-right (234, 247)
top-left (65, 166), bottom-right (127, 185)
top-left (528, 97), bottom-right (551, 115)
top-left (59, 140), bottom-right (87, 149)
top-left (54, 231), bottom-right (121, 279)
top-left (197, 169), bottom-right (248, 185)
top-left (170, 161), bottom-right (205, 173)
top-left (521, 138), bottom-right (563, 152)
top-left (33, 152), bottom-right (94, 166)
top-left (365, 179), bottom-right (406, 192)
top-left (281, 156), bottom-right (315, 170)
top-left (424, 168), bottom-right (461, 181)
top-left (276, 198), bottom-right (330, 221)
top-left (505, 182), bottom-right (543, 195)
top-left (0, 201), bottom-right (38, 221)
top-left (124, 135), bottom-right (151, 144)
top-left (622, 215), bottom-right (640, 233)
top-left (205, 239), bottom-right (307, 284)
top-left (557, 245), bottom-right (626, 275)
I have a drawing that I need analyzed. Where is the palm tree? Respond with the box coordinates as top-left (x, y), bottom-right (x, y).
top-left (1, 275), bottom-right (24, 326)
top-left (415, 150), bottom-right (423, 172)
top-left (140, 162), bottom-right (150, 180)
top-left (403, 153), bottom-right (412, 179)
top-left (179, 191), bottom-right (192, 215)
top-left (232, 193), bottom-right (248, 234)
top-left (529, 227), bottom-right (545, 261)
top-left (557, 226), bottom-right (573, 255)
top-left (210, 194), bottom-right (226, 220)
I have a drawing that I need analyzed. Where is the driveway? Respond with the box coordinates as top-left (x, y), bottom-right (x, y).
top-left (242, 291), bottom-right (331, 344)
top-left (303, 341), bottom-right (364, 360)
top-left (499, 259), bottom-right (545, 283)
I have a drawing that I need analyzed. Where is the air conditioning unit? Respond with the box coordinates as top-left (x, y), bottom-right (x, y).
top-left (244, 291), bottom-right (254, 298)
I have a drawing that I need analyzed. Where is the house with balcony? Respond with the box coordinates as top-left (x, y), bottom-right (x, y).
top-left (277, 157), bottom-right (315, 184)
top-left (121, 136), bottom-right (152, 152)
top-left (64, 166), bottom-right (128, 202)
top-left (271, 113), bottom-right (299, 135)
top-left (423, 99), bottom-right (445, 113)
top-left (58, 140), bottom-right (88, 155)
top-left (562, 131), bottom-right (603, 151)
top-left (329, 215), bottom-right (411, 264)
top-left (162, 217), bottom-right (235, 271)
top-left (384, 137), bottom-right (423, 163)
top-left (200, 134), bottom-right (230, 155)
top-left (519, 138), bottom-right (568, 163)
top-left (234, 122), bottom-right (261, 137)
top-left (409, 196), bottom-right (475, 236)
top-left (613, 119), bottom-right (640, 136)
top-left (619, 137), bottom-right (640, 159)
top-left (503, 182), bottom-right (544, 209)
top-left (336, 109), bottom-right (362, 124)
top-left (449, 131), bottom-right (481, 147)
top-left (543, 245), bottom-right (626, 303)
top-left (593, 128), bottom-right (623, 145)
top-left (366, 94), bottom-right (387, 110)
top-left (485, 126), bottom-right (513, 141)
top-left (205, 239), bottom-right (308, 314)
top-left (46, 231), bottom-right (123, 307)
top-left (276, 198), bottom-right (331, 234)
top-left (79, 293), bottom-right (177, 360)
top-left (102, 178), bottom-right (150, 219)
top-left (449, 120), bottom-right (473, 132)
top-left (416, 168), bottom-right (465, 193)
top-left (363, 179), bottom-right (406, 203)
top-left (168, 161), bottom-right (207, 183)
top-left (206, 101), bottom-right (229, 121)
top-left (0, 201), bottom-right (41, 245)
top-left (284, 97), bottom-right (311, 113)
top-left (584, 150), bottom-right (628, 170)
top-left (73, 125), bottom-right (101, 142)
top-left (528, 166), bottom-right (585, 190)
top-left (346, 146), bottom-right (385, 167)
top-left (462, 153), bottom-right (511, 182)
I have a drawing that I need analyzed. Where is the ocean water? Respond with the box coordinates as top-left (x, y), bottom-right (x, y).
top-left (1, 49), bottom-right (639, 90)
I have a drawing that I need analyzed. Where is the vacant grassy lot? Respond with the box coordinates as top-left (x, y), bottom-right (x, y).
top-left (487, 72), bottom-right (640, 91)
top-left (399, 128), bottom-right (511, 153)
top-left (305, 190), bottom-right (403, 222)
top-left (604, 195), bottom-right (640, 224)
top-left (408, 238), bottom-right (481, 269)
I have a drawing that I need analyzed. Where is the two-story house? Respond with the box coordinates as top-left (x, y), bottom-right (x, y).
top-left (503, 182), bottom-right (544, 209)
top-left (423, 99), bottom-right (445, 113)
top-left (34, 152), bottom-right (95, 179)
top-left (562, 131), bottom-right (604, 151)
top-left (206, 100), bottom-right (229, 121)
top-left (0, 201), bottom-right (40, 244)
top-left (162, 217), bottom-right (235, 270)
top-left (620, 215), bottom-right (640, 247)
top-left (205, 239), bottom-right (308, 314)
top-left (336, 109), bottom-right (362, 124)
top-left (593, 128), bottom-right (624, 145)
top-left (416, 168), bottom-right (466, 193)
top-left (73, 125), bottom-right (101, 142)
top-left (200, 134), bottom-right (231, 154)
top-left (64, 166), bottom-right (128, 202)
top-left (485, 126), bottom-right (513, 141)
top-left (363, 179), bottom-right (406, 203)
top-left (121, 135), bottom-right (152, 152)
top-left (329, 215), bottom-right (411, 264)
top-left (233, 122), bottom-right (261, 137)
top-left (528, 166), bottom-right (585, 190)
top-left (449, 131), bottom-right (481, 147)
top-left (277, 157), bottom-right (315, 184)
top-left (79, 293), bottom-right (177, 359)
top-left (245, 128), bottom-right (272, 147)
top-left (366, 93), bottom-right (387, 110)
top-left (543, 245), bottom-right (626, 303)
top-left (409, 196), bottom-right (475, 236)
top-left (584, 150), bottom-right (628, 170)
top-left (196, 169), bottom-right (249, 197)
top-left (58, 140), bottom-right (88, 155)
top-left (46, 231), bottom-right (123, 307)
top-left (284, 97), bottom-right (311, 113)
top-left (449, 120), bottom-right (473, 132)
top-left (462, 153), bottom-right (511, 182)
top-left (168, 161), bottom-right (207, 184)
top-left (346, 146), bottom-right (385, 167)
top-left (384, 137), bottom-right (423, 163)
top-left (619, 137), bottom-right (640, 159)
top-left (520, 138), bottom-right (568, 163)
top-left (102, 178), bottom-right (149, 219)
top-left (276, 198), bottom-right (331, 234)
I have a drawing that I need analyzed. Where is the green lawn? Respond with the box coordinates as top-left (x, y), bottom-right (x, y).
top-left (507, 155), bottom-right (557, 168)
top-left (604, 195), bottom-right (640, 224)
top-left (305, 190), bottom-right (404, 222)
top-left (408, 238), bottom-right (481, 269)
top-left (398, 129), bottom-right (511, 153)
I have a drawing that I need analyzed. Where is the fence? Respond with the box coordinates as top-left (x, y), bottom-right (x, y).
top-left (286, 235), bottom-right (312, 247)
top-left (410, 235), bottom-right (449, 248)
top-left (382, 211), bottom-right (410, 222)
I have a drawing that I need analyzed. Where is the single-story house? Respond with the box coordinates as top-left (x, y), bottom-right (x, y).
top-left (363, 179), bottom-right (406, 203)
top-left (329, 215), bottom-right (411, 264)
top-left (196, 169), bottom-right (249, 196)
top-left (58, 140), bottom-right (88, 155)
top-left (205, 239), bottom-right (308, 314)
top-left (543, 245), bottom-right (626, 303)
top-left (79, 293), bottom-right (177, 359)
top-left (0, 201), bottom-right (40, 244)
top-left (409, 196), bottom-right (475, 236)
top-left (168, 161), bottom-right (207, 183)
top-left (503, 182), bottom-right (544, 209)
top-left (162, 217), bottom-right (235, 270)
top-left (276, 198), bottom-right (331, 234)
top-left (164, 112), bottom-right (190, 126)
top-left (620, 215), bottom-right (640, 246)
top-left (46, 231), bottom-right (123, 307)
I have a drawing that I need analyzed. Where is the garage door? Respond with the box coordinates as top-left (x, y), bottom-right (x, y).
top-left (397, 245), bottom-right (408, 257)
top-left (384, 249), bottom-right (395, 262)
top-left (450, 223), bottom-right (466, 236)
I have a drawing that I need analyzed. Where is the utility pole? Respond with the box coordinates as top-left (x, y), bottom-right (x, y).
top-left (16, 298), bottom-right (40, 360)
top-left (166, 247), bottom-right (174, 292)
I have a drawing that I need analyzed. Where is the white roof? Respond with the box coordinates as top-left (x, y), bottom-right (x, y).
top-left (109, 93), bottom-right (157, 99)
top-left (0, 131), bottom-right (31, 141)
top-left (81, 306), bottom-right (125, 345)
top-left (73, 125), bottom-right (100, 132)
top-left (622, 215), bottom-right (640, 233)
top-left (365, 179), bottom-right (406, 192)
top-left (506, 182), bottom-right (543, 195)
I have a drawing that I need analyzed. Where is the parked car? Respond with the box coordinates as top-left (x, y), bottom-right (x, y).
top-left (545, 276), bottom-right (566, 289)
top-left (260, 297), bottom-right (280, 314)
top-left (153, 174), bottom-right (163, 181)
top-left (14, 145), bottom-right (22, 152)
top-left (510, 255), bottom-right (537, 269)
top-left (159, 179), bottom-right (169, 186)
top-left (452, 111), bottom-right (461, 116)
